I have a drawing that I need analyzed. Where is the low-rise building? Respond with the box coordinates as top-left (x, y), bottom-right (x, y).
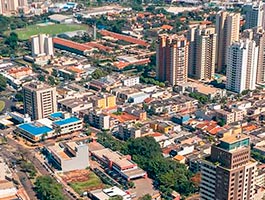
top-left (89, 186), bottom-right (131, 200)
top-left (91, 148), bottom-right (147, 181)
top-left (175, 82), bottom-right (226, 100)
top-left (121, 76), bottom-right (140, 87)
top-left (45, 141), bottom-right (89, 172)
top-left (52, 117), bottom-right (83, 134)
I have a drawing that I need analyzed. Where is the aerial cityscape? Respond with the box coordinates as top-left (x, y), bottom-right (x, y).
top-left (0, 0), bottom-right (265, 200)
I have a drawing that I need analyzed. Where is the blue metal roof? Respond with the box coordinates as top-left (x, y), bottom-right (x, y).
top-left (18, 123), bottom-right (53, 136)
top-left (53, 117), bottom-right (81, 126)
top-left (49, 112), bottom-right (63, 119)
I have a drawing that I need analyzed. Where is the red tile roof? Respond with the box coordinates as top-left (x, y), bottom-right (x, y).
top-left (53, 38), bottom-right (93, 52)
top-left (85, 42), bottom-right (112, 52)
top-left (100, 30), bottom-right (149, 47)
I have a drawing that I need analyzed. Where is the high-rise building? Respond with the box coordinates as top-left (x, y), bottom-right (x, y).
top-left (244, 2), bottom-right (264, 29)
top-left (226, 39), bottom-right (258, 93)
top-left (242, 27), bottom-right (265, 84)
top-left (23, 82), bottom-right (57, 120)
top-left (0, 0), bottom-right (27, 15)
top-left (187, 25), bottom-right (217, 81)
top-left (216, 11), bottom-right (240, 72)
top-left (31, 34), bottom-right (54, 57)
top-left (156, 34), bottom-right (189, 85)
top-left (200, 133), bottom-right (257, 200)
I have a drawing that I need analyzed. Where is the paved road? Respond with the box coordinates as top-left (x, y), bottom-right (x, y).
top-left (2, 136), bottom-right (77, 200)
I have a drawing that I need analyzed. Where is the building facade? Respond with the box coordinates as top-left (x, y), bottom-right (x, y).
top-left (200, 134), bottom-right (257, 200)
top-left (23, 82), bottom-right (57, 120)
top-left (216, 11), bottom-right (240, 72)
top-left (31, 34), bottom-right (54, 57)
top-left (188, 25), bottom-right (217, 81)
top-left (0, 0), bottom-right (27, 15)
top-left (244, 2), bottom-right (264, 29)
top-left (226, 39), bottom-right (258, 93)
top-left (156, 34), bottom-right (189, 85)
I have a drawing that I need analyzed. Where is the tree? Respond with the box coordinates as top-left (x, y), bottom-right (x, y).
top-left (34, 176), bottom-right (65, 200)
top-left (38, 75), bottom-right (45, 82)
top-left (15, 93), bottom-right (23, 101)
top-left (0, 74), bottom-right (7, 92)
top-left (139, 194), bottom-right (152, 200)
top-left (5, 32), bottom-right (18, 50)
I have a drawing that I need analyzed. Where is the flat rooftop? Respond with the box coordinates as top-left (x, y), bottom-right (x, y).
top-left (220, 134), bottom-right (249, 144)
top-left (92, 148), bottom-right (135, 169)
top-left (53, 117), bottom-right (81, 126)
top-left (18, 123), bottom-right (53, 135)
top-left (49, 112), bottom-right (63, 119)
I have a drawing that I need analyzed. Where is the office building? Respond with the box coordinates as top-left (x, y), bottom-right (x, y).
top-left (31, 34), bottom-right (54, 57)
top-left (216, 11), bottom-right (240, 72)
top-left (188, 25), bottom-right (217, 81)
top-left (23, 82), bottom-right (57, 120)
top-left (156, 34), bottom-right (189, 85)
top-left (226, 39), bottom-right (258, 93)
top-left (244, 2), bottom-right (264, 29)
top-left (200, 133), bottom-right (257, 200)
top-left (45, 142), bottom-right (89, 172)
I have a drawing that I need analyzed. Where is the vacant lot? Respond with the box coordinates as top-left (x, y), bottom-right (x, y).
top-left (7, 24), bottom-right (87, 40)
top-left (62, 170), bottom-right (103, 194)
top-left (0, 101), bottom-right (5, 112)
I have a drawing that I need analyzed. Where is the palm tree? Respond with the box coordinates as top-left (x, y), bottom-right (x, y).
top-left (54, 127), bottom-right (62, 138)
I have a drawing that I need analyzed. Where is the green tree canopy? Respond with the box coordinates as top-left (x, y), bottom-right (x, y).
top-left (0, 74), bottom-right (7, 92)
top-left (34, 176), bottom-right (65, 200)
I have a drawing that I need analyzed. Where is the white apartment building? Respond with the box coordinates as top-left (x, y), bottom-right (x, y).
top-left (122, 76), bottom-right (140, 87)
top-left (31, 34), bottom-right (54, 57)
top-left (226, 39), bottom-right (258, 93)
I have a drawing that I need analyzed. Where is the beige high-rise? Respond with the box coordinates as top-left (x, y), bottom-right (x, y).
top-left (23, 82), bottom-right (57, 120)
top-left (188, 25), bottom-right (217, 81)
top-left (0, 0), bottom-right (27, 15)
top-left (216, 11), bottom-right (240, 72)
top-left (156, 34), bottom-right (189, 85)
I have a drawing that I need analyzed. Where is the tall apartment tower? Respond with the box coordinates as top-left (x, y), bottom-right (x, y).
top-left (200, 133), bottom-right (257, 200)
top-left (0, 0), bottom-right (27, 15)
top-left (23, 82), bottom-right (57, 120)
top-left (156, 34), bottom-right (189, 85)
top-left (244, 2), bottom-right (264, 29)
top-left (215, 11), bottom-right (240, 72)
top-left (226, 39), bottom-right (258, 93)
top-left (31, 34), bottom-right (54, 57)
top-left (187, 25), bottom-right (217, 81)
top-left (242, 27), bottom-right (265, 84)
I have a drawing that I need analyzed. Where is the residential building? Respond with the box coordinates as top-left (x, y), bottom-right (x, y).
top-left (200, 133), bottom-right (257, 200)
top-left (118, 123), bottom-right (142, 140)
top-left (121, 76), bottom-right (140, 87)
top-left (0, 0), bottom-right (28, 15)
top-left (215, 109), bottom-right (245, 124)
top-left (88, 110), bottom-right (110, 130)
top-left (187, 25), bottom-right (217, 81)
top-left (244, 2), bottom-right (264, 29)
top-left (92, 94), bottom-right (116, 109)
top-left (45, 142), bottom-right (89, 172)
top-left (216, 11), bottom-right (240, 72)
top-left (243, 27), bottom-right (265, 84)
top-left (23, 82), bottom-right (57, 120)
top-left (31, 34), bottom-right (54, 57)
top-left (156, 34), bottom-right (189, 85)
top-left (226, 39), bottom-right (258, 93)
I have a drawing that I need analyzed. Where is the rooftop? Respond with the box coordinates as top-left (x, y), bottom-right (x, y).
top-left (18, 123), bottom-right (53, 135)
top-left (49, 112), bottom-right (63, 119)
top-left (53, 37), bottom-right (93, 52)
top-left (53, 117), bottom-right (81, 126)
top-left (220, 133), bottom-right (249, 144)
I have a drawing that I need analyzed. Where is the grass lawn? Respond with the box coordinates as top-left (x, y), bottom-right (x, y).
top-left (0, 101), bottom-right (5, 113)
top-left (7, 24), bottom-right (87, 40)
top-left (69, 172), bottom-right (103, 194)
